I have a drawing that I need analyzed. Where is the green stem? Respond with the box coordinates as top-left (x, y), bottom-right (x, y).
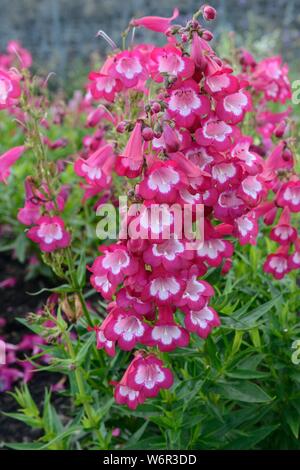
top-left (65, 247), bottom-right (93, 327)
top-left (63, 330), bottom-right (105, 448)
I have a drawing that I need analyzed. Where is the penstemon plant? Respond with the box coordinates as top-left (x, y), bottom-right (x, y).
top-left (0, 4), bottom-right (299, 450)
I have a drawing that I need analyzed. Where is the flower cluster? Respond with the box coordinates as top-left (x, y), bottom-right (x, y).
top-left (239, 48), bottom-right (299, 279)
top-left (75, 6), bottom-right (299, 409)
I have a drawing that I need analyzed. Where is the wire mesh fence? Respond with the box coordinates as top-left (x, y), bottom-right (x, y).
top-left (1, 0), bottom-right (299, 82)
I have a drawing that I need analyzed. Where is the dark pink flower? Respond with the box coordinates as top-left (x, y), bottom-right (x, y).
top-left (142, 268), bottom-right (184, 305)
top-left (167, 79), bottom-right (210, 128)
top-left (234, 212), bottom-right (258, 245)
top-left (270, 207), bottom-right (297, 245)
top-left (131, 8), bottom-right (179, 33)
top-left (0, 69), bottom-right (21, 109)
top-left (27, 216), bottom-right (71, 252)
top-left (104, 308), bottom-right (148, 351)
top-left (137, 160), bottom-right (186, 203)
top-left (74, 144), bottom-right (115, 188)
top-left (184, 304), bottom-right (220, 338)
top-left (195, 116), bottom-right (235, 151)
top-left (263, 248), bottom-right (290, 280)
top-left (143, 306), bottom-right (189, 352)
top-left (126, 354), bottom-right (174, 398)
top-left (276, 179), bottom-right (300, 213)
top-left (216, 89), bottom-right (252, 124)
top-left (0, 145), bottom-right (26, 183)
top-left (115, 122), bottom-right (144, 178)
top-left (150, 45), bottom-right (194, 82)
top-left (89, 57), bottom-right (123, 102)
top-left (109, 50), bottom-right (147, 88)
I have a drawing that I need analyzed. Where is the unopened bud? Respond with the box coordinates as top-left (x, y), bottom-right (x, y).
top-left (116, 121), bottom-right (127, 133)
top-left (202, 5), bottom-right (217, 21)
top-left (202, 30), bottom-right (214, 41)
top-left (151, 102), bottom-right (161, 114)
top-left (142, 127), bottom-right (154, 141)
top-left (282, 147), bottom-right (293, 162)
top-left (274, 121), bottom-right (287, 138)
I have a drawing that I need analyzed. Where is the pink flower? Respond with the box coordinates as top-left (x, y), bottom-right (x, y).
top-left (196, 222), bottom-right (233, 267)
top-left (204, 68), bottom-right (239, 98)
top-left (0, 366), bottom-right (23, 392)
top-left (191, 33), bottom-right (222, 74)
top-left (195, 116), bottom-right (235, 151)
top-left (237, 175), bottom-right (265, 206)
top-left (143, 237), bottom-right (190, 272)
top-left (143, 306), bottom-right (189, 352)
top-left (214, 189), bottom-right (245, 222)
top-left (167, 79), bottom-right (211, 128)
top-left (215, 89), bottom-right (252, 124)
top-left (0, 277), bottom-right (17, 289)
top-left (116, 287), bottom-right (153, 316)
top-left (104, 308), bottom-right (148, 351)
top-left (126, 354), bottom-right (173, 398)
top-left (131, 8), bottom-right (179, 33)
top-left (0, 69), bottom-right (21, 109)
top-left (263, 248), bottom-right (290, 280)
top-left (89, 244), bottom-right (138, 290)
top-left (289, 239), bottom-right (300, 270)
top-left (89, 57), bottom-right (123, 103)
top-left (276, 179), bottom-right (300, 213)
top-left (7, 40), bottom-right (32, 68)
top-left (137, 160), bottom-right (186, 203)
top-left (142, 268), bottom-right (184, 305)
top-left (109, 50), bottom-right (147, 88)
top-left (74, 144), bottom-right (115, 189)
top-left (231, 137), bottom-right (264, 175)
top-left (150, 45), bottom-right (194, 82)
top-left (115, 122), bottom-right (144, 178)
top-left (234, 212), bottom-right (259, 246)
top-left (17, 177), bottom-right (41, 225)
top-left (114, 383), bottom-right (145, 410)
top-left (178, 266), bottom-right (214, 310)
top-left (270, 207), bottom-right (297, 245)
top-left (0, 145), bottom-right (26, 183)
top-left (184, 304), bottom-right (220, 338)
top-left (27, 216), bottom-right (71, 252)
top-left (211, 161), bottom-right (242, 190)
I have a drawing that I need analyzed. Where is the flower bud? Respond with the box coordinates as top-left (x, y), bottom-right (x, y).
top-left (202, 30), bottom-right (214, 41)
top-left (202, 5), bottom-right (217, 21)
top-left (142, 127), bottom-right (154, 141)
top-left (116, 121), bottom-right (127, 133)
top-left (163, 124), bottom-right (180, 153)
top-left (151, 102), bottom-right (161, 114)
top-left (274, 121), bottom-right (287, 138)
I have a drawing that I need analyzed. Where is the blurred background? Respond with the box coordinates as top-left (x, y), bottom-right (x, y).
top-left (1, 0), bottom-right (300, 87)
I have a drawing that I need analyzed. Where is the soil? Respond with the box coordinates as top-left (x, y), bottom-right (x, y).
top-left (0, 253), bottom-right (69, 447)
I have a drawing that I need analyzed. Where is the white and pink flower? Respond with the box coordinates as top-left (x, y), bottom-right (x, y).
top-left (150, 45), bottom-right (194, 82)
top-left (167, 79), bottom-right (210, 128)
top-left (27, 216), bottom-right (71, 252)
top-left (184, 305), bottom-right (220, 338)
top-left (0, 69), bottom-right (21, 109)
top-left (195, 116), bottom-right (235, 151)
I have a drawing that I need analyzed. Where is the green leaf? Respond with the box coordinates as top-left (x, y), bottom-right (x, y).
top-left (224, 425), bottom-right (280, 449)
top-left (222, 296), bottom-right (281, 330)
top-left (225, 369), bottom-right (270, 379)
top-left (76, 334), bottom-right (95, 365)
top-left (123, 422), bottom-right (149, 449)
top-left (214, 381), bottom-right (273, 403)
top-left (77, 251), bottom-right (87, 287)
top-left (286, 408), bottom-right (300, 439)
